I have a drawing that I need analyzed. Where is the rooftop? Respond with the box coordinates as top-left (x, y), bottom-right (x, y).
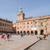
top-left (0, 18), bottom-right (12, 23)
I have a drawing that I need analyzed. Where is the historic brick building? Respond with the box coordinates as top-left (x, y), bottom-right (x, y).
top-left (0, 18), bottom-right (13, 34)
top-left (16, 7), bottom-right (50, 35)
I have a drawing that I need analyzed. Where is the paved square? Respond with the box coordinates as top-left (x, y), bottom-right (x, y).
top-left (0, 35), bottom-right (37, 50)
top-left (28, 35), bottom-right (50, 50)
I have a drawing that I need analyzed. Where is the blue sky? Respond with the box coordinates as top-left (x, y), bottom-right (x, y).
top-left (0, 0), bottom-right (50, 23)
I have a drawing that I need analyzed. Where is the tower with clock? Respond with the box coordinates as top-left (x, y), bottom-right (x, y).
top-left (17, 6), bottom-right (25, 20)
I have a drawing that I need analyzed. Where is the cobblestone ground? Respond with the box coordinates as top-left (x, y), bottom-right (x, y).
top-left (0, 35), bottom-right (37, 50)
top-left (28, 35), bottom-right (50, 50)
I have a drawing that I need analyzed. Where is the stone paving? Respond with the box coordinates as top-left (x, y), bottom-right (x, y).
top-left (28, 35), bottom-right (50, 50)
top-left (0, 35), bottom-right (38, 50)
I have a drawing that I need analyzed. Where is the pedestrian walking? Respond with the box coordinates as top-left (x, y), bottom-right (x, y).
top-left (43, 35), bottom-right (46, 40)
top-left (9, 34), bottom-right (12, 38)
top-left (7, 33), bottom-right (10, 41)
top-left (3, 37), bottom-right (6, 41)
top-left (21, 33), bottom-right (23, 37)
top-left (37, 34), bottom-right (39, 39)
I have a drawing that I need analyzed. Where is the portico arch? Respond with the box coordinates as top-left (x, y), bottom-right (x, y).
top-left (40, 30), bottom-right (44, 35)
top-left (17, 31), bottom-right (19, 34)
top-left (27, 31), bottom-right (30, 35)
top-left (35, 31), bottom-right (37, 35)
top-left (20, 31), bottom-right (22, 33)
top-left (31, 31), bottom-right (33, 34)
top-left (23, 31), bottom-right (26, 35)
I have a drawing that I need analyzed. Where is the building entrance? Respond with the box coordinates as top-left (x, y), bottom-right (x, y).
top-left (23, 31), bottom-right (26, 35)
top-left (35, 31), bottom-right (37, 35)
top-left (20, 31), bottom-right (22, 33)
top-left (40, 30), bottom-right (44, 35)
top-left (27, 31), bottom-right (30, 35)
top-left (31, 31), bottom-right (33, 34)
top-left (18, 31), bottom-right (19, 34)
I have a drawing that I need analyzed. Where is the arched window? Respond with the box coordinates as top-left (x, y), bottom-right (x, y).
top-left (5, 24), bottom-right (6, 27)
top-left (31, 22), bottom-right (33, 24)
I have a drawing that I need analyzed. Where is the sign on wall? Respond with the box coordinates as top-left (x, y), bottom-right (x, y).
top-left (31, 27), bottom-right (37, 30)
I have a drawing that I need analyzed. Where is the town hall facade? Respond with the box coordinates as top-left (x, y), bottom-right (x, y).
top-left (16, 7), bottom-right (50, 35)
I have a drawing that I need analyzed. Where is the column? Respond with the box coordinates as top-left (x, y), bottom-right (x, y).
top-left (25, 31), bottom-right (27, 35)
top-left (33, 30), bottom-right (35, 35)
top-left (38, 30), bottom-right (40, 35)
top-left (44, 29), bottom-right (47, 34)
top-left (29, 30), bottom-right (31, 35)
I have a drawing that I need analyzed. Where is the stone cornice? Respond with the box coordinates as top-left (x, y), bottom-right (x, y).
top-left (0, 18), bottom-right (12, 23)
top-left (16, 15), bottom-right (50, 23)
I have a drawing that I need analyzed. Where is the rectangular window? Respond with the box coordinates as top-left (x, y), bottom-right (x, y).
top-left (31, 22), bottom-right (33, 24)
top-left (3, 24), bottom-right (4, 26)
top-left (47, 23), bottom-right (49, 27)
top-left (41, 22), bottom-right (43, 26)
top-left (27, 26), bottom-right (29, 28)
top-left (5, 24), bottom-right (6, 27)
top-left (35, 21), bottom-right (37, 24)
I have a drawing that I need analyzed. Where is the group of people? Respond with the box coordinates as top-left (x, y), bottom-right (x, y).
top-left (43, 34), bottom-right (48, 40)
top-left (1, 33), bottom-right (10, 41)
top-left (37, 34), bottom-right (48, 40)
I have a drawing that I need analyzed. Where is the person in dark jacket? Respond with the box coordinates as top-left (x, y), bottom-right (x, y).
top-left (7, 33), bottom-right (10, 41)
top-left (43, 34), bottom-right (46, 40)
top-left (21, 33), bottom-right (23, 37)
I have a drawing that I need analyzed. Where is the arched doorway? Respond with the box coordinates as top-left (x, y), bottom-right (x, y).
top-left (35, 31), bottom-right (37, 35)
top-left (40, 30), bottom-right (44, 35)
top-left (18, 31), bottom-right (19, 34)
top-left (20, 31), bottom-right (22, 33)
top-left (31, 31), bottom-right (33, 34)
top-left (27, 31), bottom-right (30, 35)
top-left (23, 31), bottom-right (26, 35)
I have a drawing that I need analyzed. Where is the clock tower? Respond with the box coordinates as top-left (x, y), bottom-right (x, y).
top-left (17, 6), bottom-right (25, 20)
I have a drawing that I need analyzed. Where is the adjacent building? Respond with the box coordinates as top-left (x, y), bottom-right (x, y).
top-left (13, 23), bottom-right (16, 33)
top-left (0, 18), bottom-right (13, 34)
top-left (16, 7), bottom-right (50, 35)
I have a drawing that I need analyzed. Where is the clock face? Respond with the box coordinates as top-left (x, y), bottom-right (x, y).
top-left (18, 15), bottom-right (23, 20)
top-left (19, 17), bottom-right (21, 19)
